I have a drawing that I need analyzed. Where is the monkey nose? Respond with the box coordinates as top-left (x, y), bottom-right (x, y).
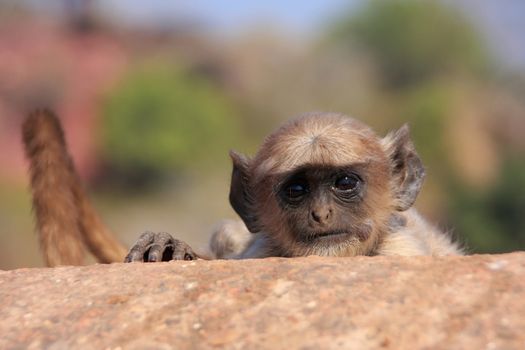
top-left (311, 208), bottom-right (332, 224)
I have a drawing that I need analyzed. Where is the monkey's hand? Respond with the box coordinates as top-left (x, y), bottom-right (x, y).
top-left (124, 231), bottom-right (198, 262)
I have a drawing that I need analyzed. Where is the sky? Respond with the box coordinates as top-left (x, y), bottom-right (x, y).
top-left (104, 0), bottom-right (357, 36)
top-left (102, 0), bottom-right (525, 69)
top-left (17, 0), bottom-right (525, 69)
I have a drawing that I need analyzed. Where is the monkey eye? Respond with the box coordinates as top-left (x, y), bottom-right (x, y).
top-left (334, 174), bottom-right (360, 192)
top-left (285, 182), bottom-right (309, 200)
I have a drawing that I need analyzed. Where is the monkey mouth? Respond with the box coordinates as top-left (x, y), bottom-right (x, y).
top-left (298, 230), bottom-right (351, 243)
top-left (314, 231), bottom-right (349, 238)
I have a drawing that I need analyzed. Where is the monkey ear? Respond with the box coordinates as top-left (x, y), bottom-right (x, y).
top-left (229, 150), bottom-right (260, 233)
top-left (382, 124), bottom-right (426, 211)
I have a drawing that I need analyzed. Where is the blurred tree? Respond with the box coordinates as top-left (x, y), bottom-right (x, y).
top-left (398, 83), bottom-right (451, 160)
top-left (100, 63), bottom-right (240, 189)
top-left (329, 0), bottom-right (487, 87)
top-left (451, 157), bottom-right (525, 253)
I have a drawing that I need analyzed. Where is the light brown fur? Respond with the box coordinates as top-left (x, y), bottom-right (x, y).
top-left (210, 112), bottom-right (462, 259)
top-left (23, 110), bottom-right (127, 266)
top-left (210, 209), bottom-right (462, 259)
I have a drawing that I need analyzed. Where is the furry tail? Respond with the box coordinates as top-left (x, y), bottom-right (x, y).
top-left (22, 110), bottom-right (127, 266)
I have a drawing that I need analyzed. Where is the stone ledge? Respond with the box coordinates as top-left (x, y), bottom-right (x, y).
top-left (1, 253), bottom-right (524, 349)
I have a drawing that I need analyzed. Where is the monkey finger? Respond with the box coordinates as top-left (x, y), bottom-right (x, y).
top-left (124, 231), bottom-right (156, 262)
top-left (146, 244), bottom-right (164, 262)
top-left (184, 251), bottom-right (198, 260)
top-left (124, 246), bottom-right (146, 263)
top-left (134, 231), bottom-right (156, 247)
top-left (172, 241), bottom-right (197, 261)
top-left (172, 249), bottom-right (196, 261)
top-left (148, 232), bottom-right (178, 262)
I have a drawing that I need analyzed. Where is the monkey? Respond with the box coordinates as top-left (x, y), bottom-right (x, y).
top-left (125, 112), bottom-right (463, 261)
top-left (23, 110), bottom-right (462, 267)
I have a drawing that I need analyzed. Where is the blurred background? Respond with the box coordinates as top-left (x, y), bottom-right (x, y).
top-left (0, 0), bottom-right (524, 269)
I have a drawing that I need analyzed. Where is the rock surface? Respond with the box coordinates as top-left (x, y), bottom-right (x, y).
top-left (1, 253), bottom-right (524, 349)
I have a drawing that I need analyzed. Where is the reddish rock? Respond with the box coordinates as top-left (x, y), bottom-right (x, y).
top-left (1, 253), bottom-right (524, 349)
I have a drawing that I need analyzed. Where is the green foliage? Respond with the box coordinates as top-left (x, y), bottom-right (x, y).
top-left (330, 0), bottom-right (487, 86)
top-left (450, 157), bottom-right (525, 253)
top-left (399, 83), bottom-right (452, 176)
top-left (101, 63), bottom-right (239, 187)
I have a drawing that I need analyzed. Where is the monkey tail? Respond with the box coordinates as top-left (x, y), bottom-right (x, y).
top-left (22, 110), bottom-right (127, 266)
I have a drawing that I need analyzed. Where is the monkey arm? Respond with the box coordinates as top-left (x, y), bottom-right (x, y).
top-left (208, 219), bottom-right (253, 258)
top-left (124, 231), bottom-right (199, 262)
top-left (377, 209), bottom-right (463, 256)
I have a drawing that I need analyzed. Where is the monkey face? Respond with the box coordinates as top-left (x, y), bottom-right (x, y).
top-left (276, 164), bottom-right (373, 244)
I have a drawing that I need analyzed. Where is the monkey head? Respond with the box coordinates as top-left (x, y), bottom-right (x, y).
top-left (229, 112), bottom-right (425, 257)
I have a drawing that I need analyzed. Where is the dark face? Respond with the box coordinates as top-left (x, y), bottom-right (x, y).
top-left (275, 164), bottom-right (373, 245)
